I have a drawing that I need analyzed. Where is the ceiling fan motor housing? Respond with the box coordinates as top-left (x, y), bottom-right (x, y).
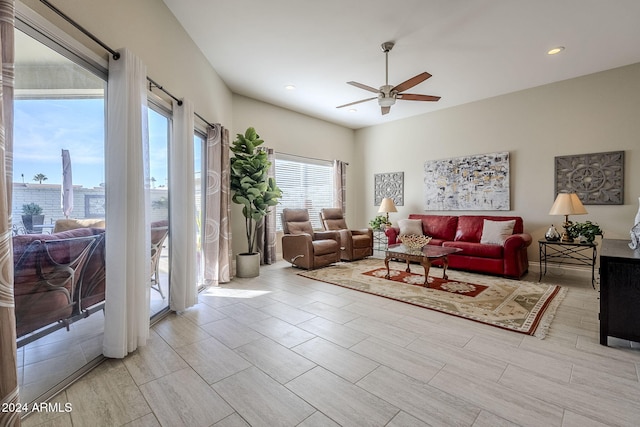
top-left (378, 84), bottom-right (397, 106)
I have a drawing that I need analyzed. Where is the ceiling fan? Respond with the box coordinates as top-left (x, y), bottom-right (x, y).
top-left (337, 41), bottom-right (440, 115)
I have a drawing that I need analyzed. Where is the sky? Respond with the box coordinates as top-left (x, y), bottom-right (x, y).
top-left (14, 99), bottom-right (170, 189)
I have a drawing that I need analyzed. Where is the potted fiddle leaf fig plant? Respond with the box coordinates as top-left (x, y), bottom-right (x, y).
top-left (230, 127), bottom-right (282, 277)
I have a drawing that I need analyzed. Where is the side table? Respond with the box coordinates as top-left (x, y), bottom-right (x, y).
top-left (373, 229), bottom-right (388, 252)
top-left (538, 239), bottom-right (597, 288)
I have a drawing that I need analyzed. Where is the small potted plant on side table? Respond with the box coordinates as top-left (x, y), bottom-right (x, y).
top-left (567, 220), bottom-right (603, 244)
top-left (369, 215), bottom-right (391, 231)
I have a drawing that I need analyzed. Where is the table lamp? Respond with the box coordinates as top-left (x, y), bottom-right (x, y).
top-left (378, 197), bottom-right (397, 225)
top-left (549, 193), bottom-right (588, 242)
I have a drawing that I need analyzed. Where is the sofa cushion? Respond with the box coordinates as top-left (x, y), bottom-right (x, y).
top-left (13, 227), bottom-right (99, 261)
top-left (398, 219), bottom-right (423, 236)
top-left (480, 219), bottom-right (516, 245)
top-left (443, 241), bottom-right (504, 259)
top-left (455, 216), bottom-right (523, 243)
top-left (408, 215), bottom-right (458, 241)
top-left (53, 218), bottom-right (106, 233)
top-left (313, 239), bottom-right (338, 256)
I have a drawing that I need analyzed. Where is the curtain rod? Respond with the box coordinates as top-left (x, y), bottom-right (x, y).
top-left (278, 151), bottom-right (349, 166)
top-left (40, 0), bottom-right (119, 60)
top-left (40, 0), bottom-right (216, 129)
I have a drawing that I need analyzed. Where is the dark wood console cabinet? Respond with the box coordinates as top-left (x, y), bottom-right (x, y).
top-left (599, 239), bottom-right (640, 346)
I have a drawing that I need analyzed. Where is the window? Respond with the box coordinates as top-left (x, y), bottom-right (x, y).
top-left (275, 154), bottom-right (334, 230)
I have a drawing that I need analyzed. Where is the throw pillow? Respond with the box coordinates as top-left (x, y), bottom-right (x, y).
top-left (480, 219), bottom-right (516, 245)
top-left (398, 219), bottom-right (423, 236)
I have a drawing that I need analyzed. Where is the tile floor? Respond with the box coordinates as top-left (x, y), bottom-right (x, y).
top-left (17, 271), bottom-right (169, 405)
top-left (21, 260), bottom-right (640, 427)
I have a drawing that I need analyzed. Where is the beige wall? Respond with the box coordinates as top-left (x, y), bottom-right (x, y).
top-left (232, 95), bottom-right (356, 256)
top-left (20, 0), bottom-right (233, 128)
top-left (355, 63), bottom-right (640, 263)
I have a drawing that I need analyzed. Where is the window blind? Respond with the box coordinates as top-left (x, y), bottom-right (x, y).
top-left (275, 155), bottom-right (334, 231)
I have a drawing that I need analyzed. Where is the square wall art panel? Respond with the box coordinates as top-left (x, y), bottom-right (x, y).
top-left (554, 151), bottom-right (624, 205)
top-left (374, 172), bottom-right (404, 206)
top-left (424, 151), bottom-right (510, 210)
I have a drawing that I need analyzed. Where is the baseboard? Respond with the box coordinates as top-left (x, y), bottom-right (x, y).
top-left (531, 261), bottom-right (597, 282)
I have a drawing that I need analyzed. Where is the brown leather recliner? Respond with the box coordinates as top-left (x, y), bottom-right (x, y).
top-left (281, 208), bottom-right (340, 270)
top-left (320, 208), bottom-right (374, 261)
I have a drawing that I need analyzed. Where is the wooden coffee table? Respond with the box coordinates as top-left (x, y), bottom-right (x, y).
top-left (384, 244), bottom-right (462, 286)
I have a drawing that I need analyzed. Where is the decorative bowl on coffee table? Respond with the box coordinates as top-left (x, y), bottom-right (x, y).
top-left (398, 234), bottom-right (432, 250)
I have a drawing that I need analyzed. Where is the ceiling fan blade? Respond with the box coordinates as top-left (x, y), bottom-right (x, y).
top-left (336, 97), bottom-right (377, 108)
top-left (398, 93), bottom-right (441, 102)
top-left (381, 106), bottom-right (391, 115)
top-left (392, 72), bottom-right (432, 93)
top-left (347, 81), bottom-right (380, 93)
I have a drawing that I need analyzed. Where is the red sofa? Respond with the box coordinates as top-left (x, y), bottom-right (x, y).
top-left (385, 214), bottom-right (532, 279)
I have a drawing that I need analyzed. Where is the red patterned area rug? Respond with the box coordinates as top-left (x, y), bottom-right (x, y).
top-left (298, 258), bottom-right (566, 338)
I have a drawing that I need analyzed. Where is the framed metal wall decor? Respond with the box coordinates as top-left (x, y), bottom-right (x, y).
top-left (374, 172), bottom-right (404, 206)
top-left (555, 150), bottom-right (624, 205)
top-left (423, 151), bottom-right (510, 211)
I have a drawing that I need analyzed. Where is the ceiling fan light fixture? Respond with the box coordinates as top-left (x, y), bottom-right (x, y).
top-left (378, 96), bottom-right (396, 107)
top-left (547, 46), bottom-right (565, 55)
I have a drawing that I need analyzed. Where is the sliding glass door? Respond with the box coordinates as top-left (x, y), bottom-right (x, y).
top-left (149, 106), bottom-right (171, 317)
top-left (13, 27), bottom-right (107, 404)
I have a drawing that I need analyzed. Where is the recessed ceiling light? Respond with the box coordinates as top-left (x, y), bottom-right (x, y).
top-left (284, 85), bottom-right (296, 90)
top-left (547, 46), bottom-right (565, 55)
top-left (348, 108), bottom-right (357, 113)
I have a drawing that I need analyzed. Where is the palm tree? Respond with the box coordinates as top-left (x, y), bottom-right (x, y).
top-left (33, 173), bottom-right (48, 184)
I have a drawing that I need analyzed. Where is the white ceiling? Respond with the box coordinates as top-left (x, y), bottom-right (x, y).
top-left (162, 0), bottom-right (640, 130)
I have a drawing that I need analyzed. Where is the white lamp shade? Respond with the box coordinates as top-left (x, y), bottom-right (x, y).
top-left (549, 193), bottom-right (588, 216)
top-left (378, 197), bottom-right (397, 213)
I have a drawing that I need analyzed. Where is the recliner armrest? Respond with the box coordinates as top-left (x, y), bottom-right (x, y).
top-left (351, 228), bottom-right (372, 237)
top-left (314, 230), bottom-right (340, 242)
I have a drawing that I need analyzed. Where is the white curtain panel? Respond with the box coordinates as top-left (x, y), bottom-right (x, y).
top-left (169, 99), bottom-right (197, 311)
top-left (0, 0), bottom-right (19, 423)
top-left (103, 48), bottom-right (151, 358)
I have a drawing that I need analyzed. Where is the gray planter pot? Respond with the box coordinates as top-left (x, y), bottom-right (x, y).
top-left (236, 253), bottom-right (260, 278)
top-left (22, 214), bottom-right (44, 233)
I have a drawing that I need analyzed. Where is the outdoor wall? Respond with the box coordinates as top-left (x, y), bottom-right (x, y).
top-left (355, 62), bottom-right (640, 268)
top-left (12, 184), bottom-right (169, 229)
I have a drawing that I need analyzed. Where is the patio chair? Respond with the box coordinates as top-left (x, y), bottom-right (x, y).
top-left (150, 220), bottom-right (169, 298)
